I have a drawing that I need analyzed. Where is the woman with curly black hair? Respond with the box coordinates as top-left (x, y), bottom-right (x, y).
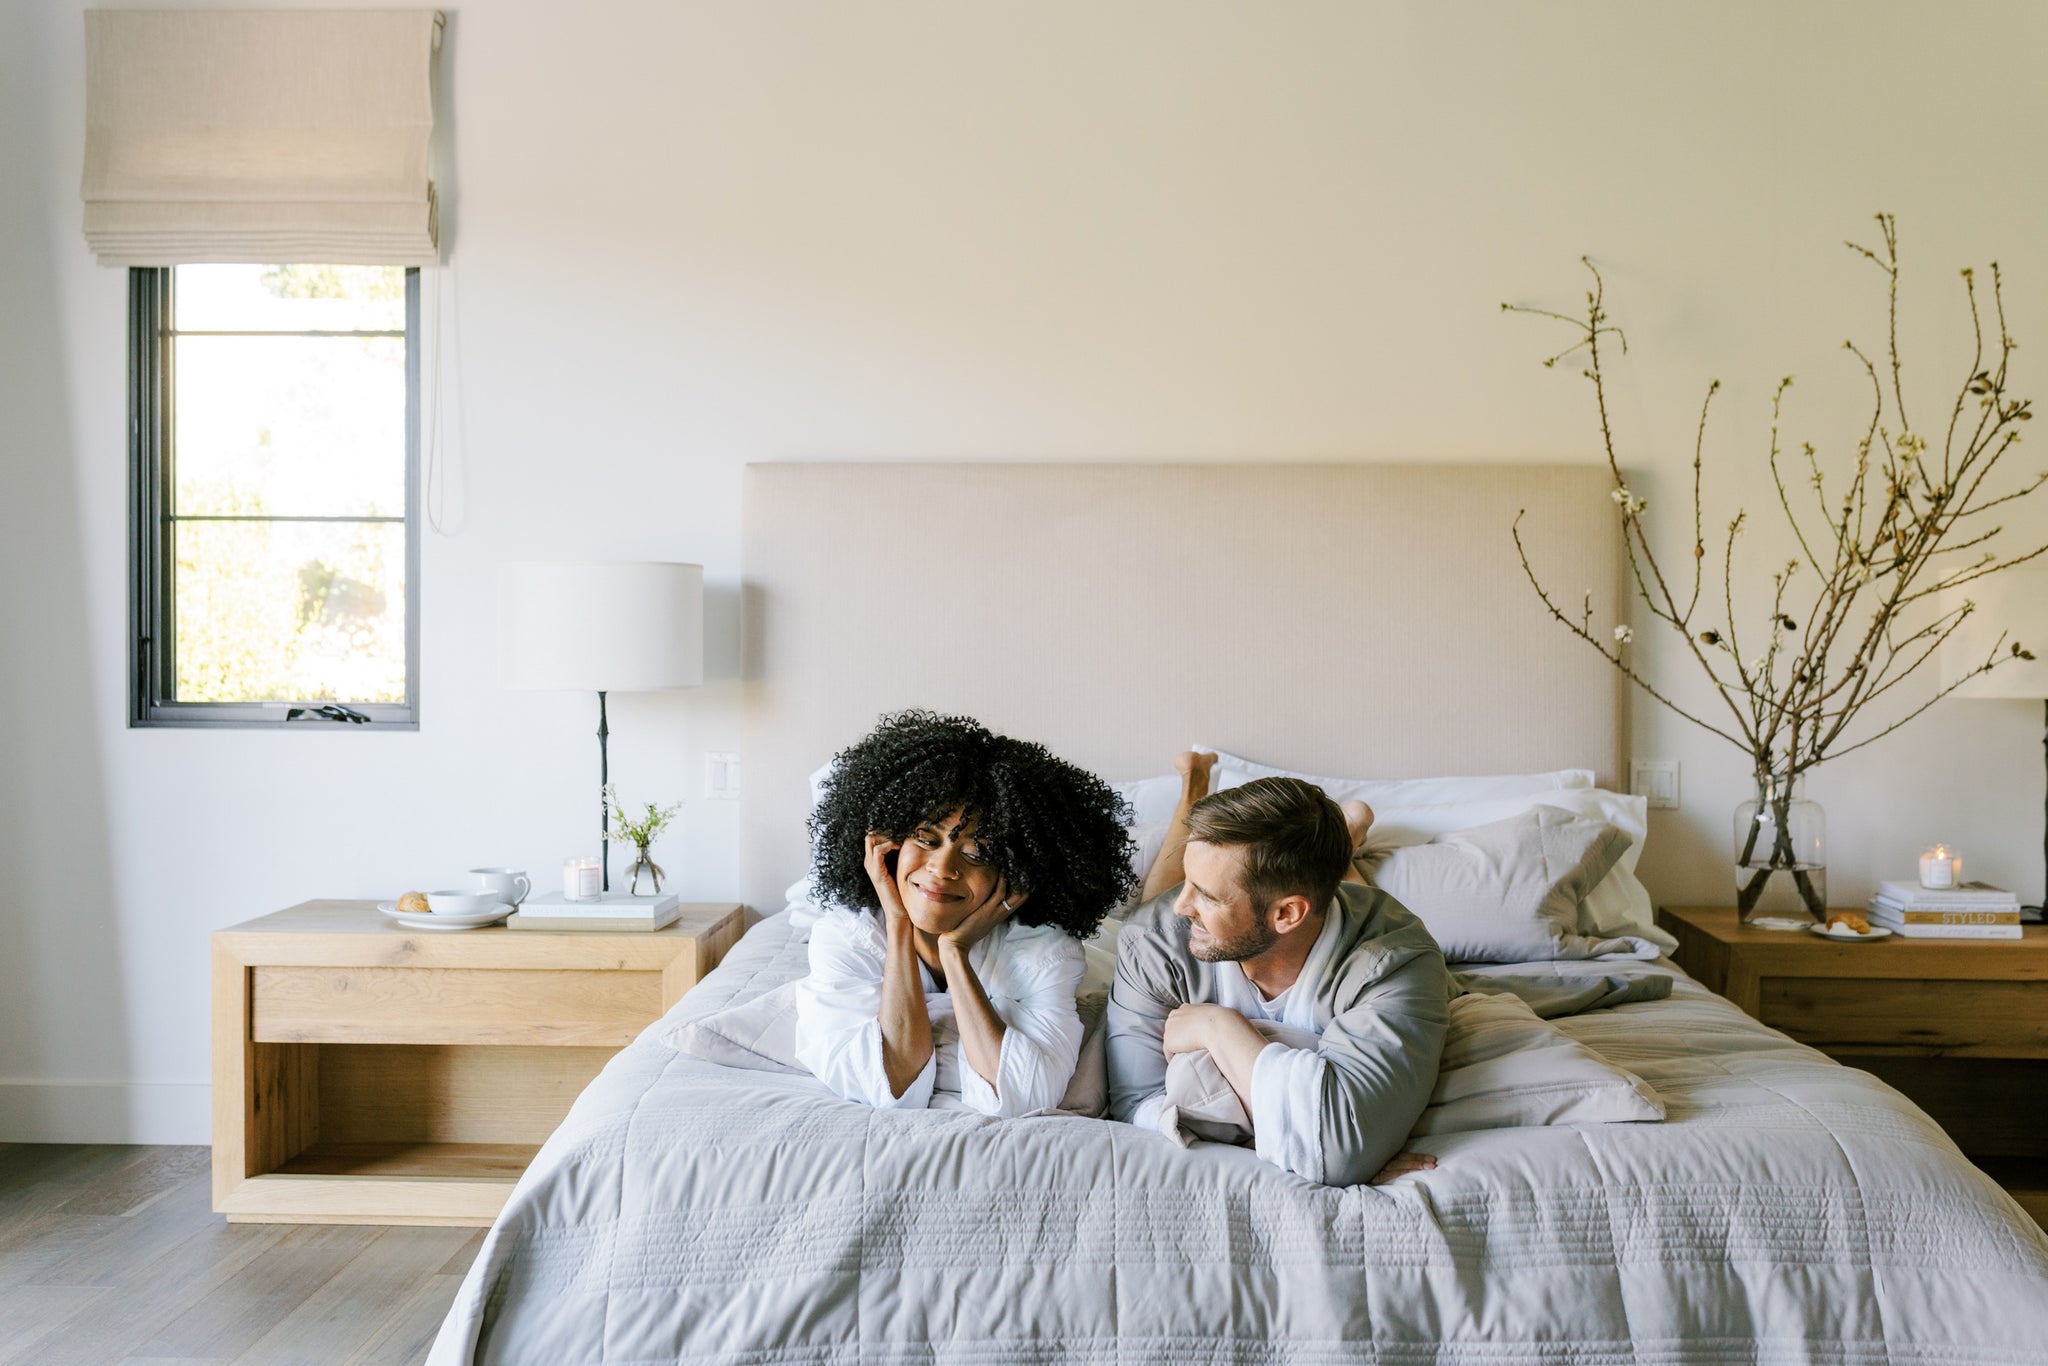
top-left (794, 710), bottom-right (1138, 1116)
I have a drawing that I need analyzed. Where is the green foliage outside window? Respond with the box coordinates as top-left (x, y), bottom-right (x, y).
top-left (149, 263), bottom-right (412, 714)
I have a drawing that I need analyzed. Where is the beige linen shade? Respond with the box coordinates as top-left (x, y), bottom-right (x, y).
top-left (81, 9), bottom-right (444, 266)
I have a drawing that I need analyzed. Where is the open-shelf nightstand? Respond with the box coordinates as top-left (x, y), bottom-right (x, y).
top-left (212, 899), bottom-right (743, 1226)
top-left (1658, 904), bottom-right (2048, 1229)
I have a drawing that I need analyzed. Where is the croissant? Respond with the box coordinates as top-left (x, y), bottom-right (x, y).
top-left (397, 891), bottom-right (431, 915)
top-left (1824, 910), bottom-right (1869, 935)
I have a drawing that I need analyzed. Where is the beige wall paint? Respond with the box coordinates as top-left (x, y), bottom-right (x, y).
top-left (4, 0), bottom-right (2046, 1140)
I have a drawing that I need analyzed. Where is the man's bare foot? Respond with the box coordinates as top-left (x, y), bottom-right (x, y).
top-left (1340, 799), bottom-right (1375, 855)
top-left (1174, 750), bottom-right (1217, 801)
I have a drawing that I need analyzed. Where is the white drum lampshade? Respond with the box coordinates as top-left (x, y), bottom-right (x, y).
top-left (498, 561), bottom-right (703, 693)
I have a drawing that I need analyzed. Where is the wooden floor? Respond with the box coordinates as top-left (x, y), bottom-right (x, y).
top-left (0, 1144), bottom-right (481, 1365)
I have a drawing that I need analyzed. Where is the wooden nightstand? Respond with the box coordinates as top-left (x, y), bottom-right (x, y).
top-left (212, 899), bottom-right (744, 1226)
top-left (1658, 904), bottom-right (2048, 1228)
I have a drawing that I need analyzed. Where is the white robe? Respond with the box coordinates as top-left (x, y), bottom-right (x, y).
top-left (793, 907), bottom-right (1087, 1118)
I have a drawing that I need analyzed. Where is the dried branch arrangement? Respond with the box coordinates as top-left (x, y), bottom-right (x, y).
top-left (1507, 215), bottom-right (2044, 915)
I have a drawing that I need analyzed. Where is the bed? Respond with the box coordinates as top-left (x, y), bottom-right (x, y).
top-left (430, 463), bottom-right (2048, 1363)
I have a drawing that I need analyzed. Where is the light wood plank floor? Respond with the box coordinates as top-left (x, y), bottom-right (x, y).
top-left (0, 1145), bottom-right (482, 1365)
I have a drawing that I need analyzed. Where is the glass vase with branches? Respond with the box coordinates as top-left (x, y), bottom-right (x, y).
top-left (1507, 215), bottom-right (2043, 922)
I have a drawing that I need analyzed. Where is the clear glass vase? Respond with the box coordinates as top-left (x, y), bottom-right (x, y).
top-left (627, 846), bottom-right (666, 896)
top-left (1733, 771), bottom-right (1826, 929)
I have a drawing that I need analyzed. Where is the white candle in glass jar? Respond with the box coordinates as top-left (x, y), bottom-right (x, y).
top-left (563, 856), bottom-right (601, 900)
top-left (1918, 844), bottom-right (1961, 888)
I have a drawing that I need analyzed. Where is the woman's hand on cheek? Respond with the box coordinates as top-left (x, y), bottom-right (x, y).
top-left (863, 833), bottom-right (911, 927)
top-left (938, 875), bottom-right (1021, 953)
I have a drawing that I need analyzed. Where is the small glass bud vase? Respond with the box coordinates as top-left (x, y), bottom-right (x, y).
top-left (626, 845), bottom-right (665, 896)
top-left (1733, 771), bottom-right (1827, 929)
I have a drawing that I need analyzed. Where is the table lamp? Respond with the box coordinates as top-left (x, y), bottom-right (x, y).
top-left (498, 561), bottom-right (704, 890)
top-left (1941, 566), bottom-right (2048, 918)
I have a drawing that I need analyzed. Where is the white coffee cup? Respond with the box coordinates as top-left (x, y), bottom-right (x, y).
top-left (469, 867), bottom-right (531, 906)
top-left (425, 889), bottom-right (501, 915)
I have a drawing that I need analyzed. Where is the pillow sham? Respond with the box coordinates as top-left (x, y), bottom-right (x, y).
top-left (1200, 747), bottom-right (1666, 947)
top-left (1371, 786), bottom-right (1666, 945)
top-left (1370, 805), bottom-right (1655, 963)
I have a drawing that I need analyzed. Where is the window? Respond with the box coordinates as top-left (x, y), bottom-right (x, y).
top-left (130, 265), bottom-right (420, 728)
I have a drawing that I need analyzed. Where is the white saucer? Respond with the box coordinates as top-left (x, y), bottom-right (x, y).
top-left (377, 901), bottom-right (512, 930)
top-left (1806, 922), bottom-right (1893, 942)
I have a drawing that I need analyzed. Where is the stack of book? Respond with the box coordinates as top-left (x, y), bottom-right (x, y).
top-left (507, 890), bottom-right (682, 932)
top-left (1867, 880), bottom-right (2022, 939)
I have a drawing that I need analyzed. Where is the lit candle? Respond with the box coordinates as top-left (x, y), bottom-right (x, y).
top-left (1918, 844), bottom-right (1961, 889)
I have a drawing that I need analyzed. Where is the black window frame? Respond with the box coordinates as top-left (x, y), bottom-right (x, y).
top-left (128, 265), bottom-right (422, 730)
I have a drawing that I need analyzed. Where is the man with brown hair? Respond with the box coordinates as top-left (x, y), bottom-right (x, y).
top-left (1106, 756), bottom-right (1452, 1186)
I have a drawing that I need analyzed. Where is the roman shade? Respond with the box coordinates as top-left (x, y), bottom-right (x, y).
top-left (81, 9), bottom-right (443, 266)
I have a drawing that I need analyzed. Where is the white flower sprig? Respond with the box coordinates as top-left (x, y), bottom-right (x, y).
top-left (1610, 486), bottom-right (1648, 516)
top-left (604, 784), bottom-right (682, 848)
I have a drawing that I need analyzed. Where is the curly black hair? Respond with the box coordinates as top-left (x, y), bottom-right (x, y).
top-left (808, 710), bottom-right (1139, 940)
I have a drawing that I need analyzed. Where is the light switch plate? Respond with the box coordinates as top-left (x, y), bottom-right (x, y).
top-left (1630, 760), bottom-right (1679, 810)
top-left (705, 752), bottom-right (740, 800)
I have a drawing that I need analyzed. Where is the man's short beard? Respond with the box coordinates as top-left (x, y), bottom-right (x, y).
top-left (1189, 903), bottom-right (1280, 963)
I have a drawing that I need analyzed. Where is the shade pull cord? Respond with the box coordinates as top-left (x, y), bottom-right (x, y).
top-left (425, 263), bottom-right (447, 534)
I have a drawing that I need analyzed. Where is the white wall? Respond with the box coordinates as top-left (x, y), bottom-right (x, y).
top-left (6, 0), bottom-right (2046, 1142)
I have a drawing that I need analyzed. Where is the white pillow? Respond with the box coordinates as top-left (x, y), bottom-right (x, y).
top-left (1201, 748), bottom-right (1594, 809)
top-left (1375, 787), bottom-right (1669, 949)
top-left (1371, 806), bottom-right (1657, 964)
top-left (1384, 786), bottom-right (1662, 945)
top-left (1200, 748), bottom-right (1665, 946)
top-left (1108, 775), bottom-right (1184, 826)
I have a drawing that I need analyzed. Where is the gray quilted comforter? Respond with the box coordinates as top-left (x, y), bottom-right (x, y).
top-left (430, 912), bottom-right (2048, 1364)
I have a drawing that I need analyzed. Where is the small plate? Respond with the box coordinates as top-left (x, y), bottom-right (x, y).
top-left (1806, 922), bottom-right (1894, 942)
top-left (377, 901), bottom-right (511, 931)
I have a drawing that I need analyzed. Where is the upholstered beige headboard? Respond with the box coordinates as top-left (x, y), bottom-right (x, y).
top-left (740, 463), bottom-right (1623, 913)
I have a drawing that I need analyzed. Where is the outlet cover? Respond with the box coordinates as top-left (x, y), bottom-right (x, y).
top-left (1630, 760), bottom-right (1679, 810)
top-left (705, 752), bottom-right (740, 800)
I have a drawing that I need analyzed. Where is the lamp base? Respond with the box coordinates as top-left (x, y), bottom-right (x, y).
top-left (599, 689), bottom-right (611, 893)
